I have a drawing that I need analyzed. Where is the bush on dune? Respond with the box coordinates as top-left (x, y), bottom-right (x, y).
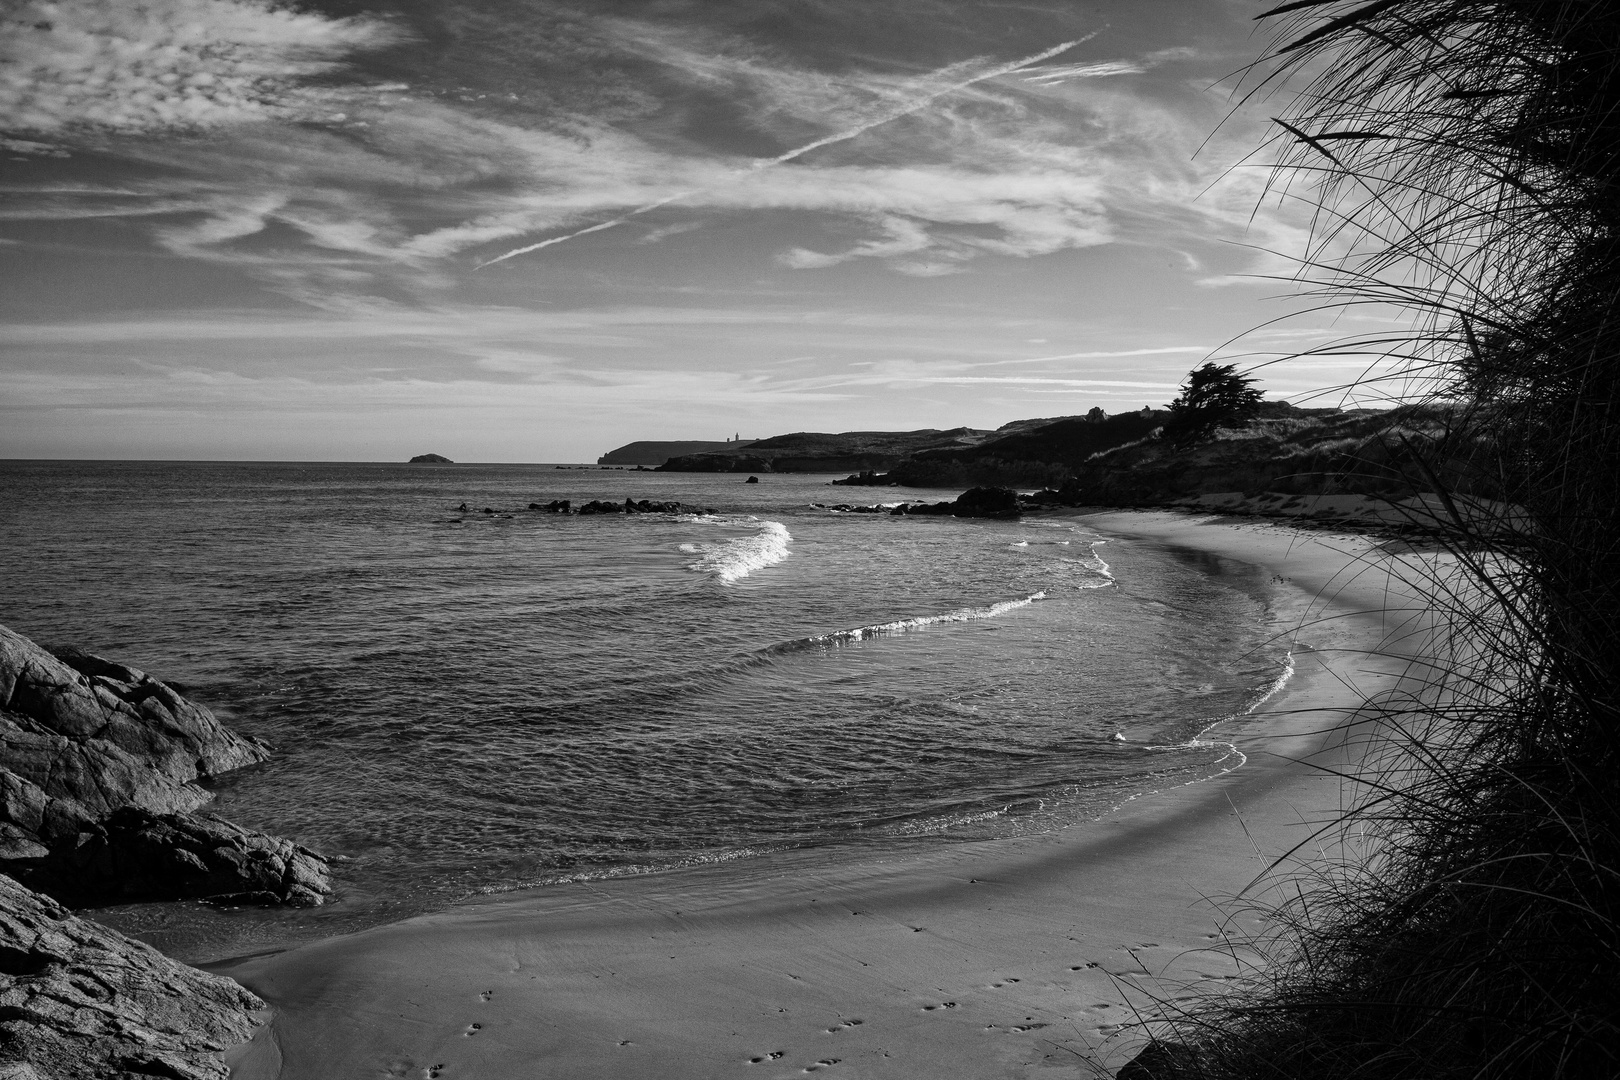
top-left (1137, 3), bottom-right (1620, 1078)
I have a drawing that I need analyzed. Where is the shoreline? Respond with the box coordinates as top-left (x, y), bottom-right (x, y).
top-left (217, 510), bottom-right (1440, 1079)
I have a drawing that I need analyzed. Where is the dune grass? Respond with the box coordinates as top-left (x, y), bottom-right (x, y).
top-left (1135, 3), bottom-right (1620, 1077)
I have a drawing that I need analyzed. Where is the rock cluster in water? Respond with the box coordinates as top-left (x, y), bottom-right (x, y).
top-left (816, 485), bottom-right (1076, 520)
top-left (527, 498), bottom-right (717, 515)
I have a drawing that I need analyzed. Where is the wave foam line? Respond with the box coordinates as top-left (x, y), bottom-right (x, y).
top-left (1136, 649), bottom-right (1298, 774)
top-left (767, 592), bottom-right (1045, 654)
top-left (1087, 539), bottom-right (1115, 583)
top-left (687, 520), bottom-right (791, 584)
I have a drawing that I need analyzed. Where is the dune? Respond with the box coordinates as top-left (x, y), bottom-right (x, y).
top-left (218, 511), bottom-right (1439, 1079)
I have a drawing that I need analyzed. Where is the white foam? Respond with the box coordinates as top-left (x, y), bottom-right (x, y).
top-left (777, 592), bottom-right (1045, 652)
top-left (687, 520), bottom-right (792, 584)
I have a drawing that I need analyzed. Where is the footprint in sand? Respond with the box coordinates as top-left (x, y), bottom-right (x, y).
top-left (803, 1059), bottom-right (841, 1072)
top-left (748, 1051), bottom-right (787, 1064)
top-left (920, 1002), bottom-right (957, 1011)
top-left (463, 1023), bottom-right (482, 1037)
top-left (478, 990), bottom-right (493, 1002)
top-left (424, 1065), bottom-right (447, 1079)
top-left (1009, 1024), bottom-right (1048, 1033)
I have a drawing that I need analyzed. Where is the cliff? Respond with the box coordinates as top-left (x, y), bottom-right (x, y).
top-left (658, 427), bottom-right (993, 473)
top-left (598, 440), bottom-right (755, 467)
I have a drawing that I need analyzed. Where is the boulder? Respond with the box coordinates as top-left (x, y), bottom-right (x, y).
top-left (0, 624), bottom-right (329, 908)
top-left (408, 453), bottom-right (452, 463)
top-left (14, 807), bottom-right (331, 909)
top-left (952, 486), bottom-right (1022, 519)
top-left (0, 629), bottom-right (267, 783)
top-left (0, 873), bottom-right (261, 1080)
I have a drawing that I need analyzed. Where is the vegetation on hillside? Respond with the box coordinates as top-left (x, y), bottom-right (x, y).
top-left (1161, 362), bottom-right (1265, 446)
top-left (1134, 2), bottom-right (1620, 1077)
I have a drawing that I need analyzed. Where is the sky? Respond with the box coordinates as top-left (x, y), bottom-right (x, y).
top-left (0, 0), bottom-right (1409, 462)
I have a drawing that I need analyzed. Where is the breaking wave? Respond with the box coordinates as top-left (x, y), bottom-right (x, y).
top-left (763, 593), bottom-right (1046, 655)
top-left (684, 519), bottom-right (792, 583)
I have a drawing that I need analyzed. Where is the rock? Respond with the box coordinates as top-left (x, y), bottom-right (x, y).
top-left (576, 500), bottom-right (623, 515)
top-left (831, 470), bottom-right (891, 486)
top-left (0, 629), bottom-right (266, 804)
top-left (408, 454), bottom-right (452, 463)
top-left (951, 487), bottom-right (1022, 518)
top-left (745, 476), bottom-right (760, 484)
top-left (14, 807), bottom-right (331, 909)
top-left (624, 498), bottom-right (685, 514)
top-left (0, 873), bottom-right (261, 1080)
top-left (0, 624), bottom-right (330, 908)
top-left (529, 500), bottom-right (571, 512)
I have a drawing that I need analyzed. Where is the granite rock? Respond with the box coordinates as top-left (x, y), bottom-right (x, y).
top-left (0, 624), bottom-right (329, 908)
top-left (0, 873), bottom-right (261, 1080)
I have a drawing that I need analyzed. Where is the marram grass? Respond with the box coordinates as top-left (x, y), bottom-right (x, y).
top-left (1132, 3), bottom-right (1620, 1077)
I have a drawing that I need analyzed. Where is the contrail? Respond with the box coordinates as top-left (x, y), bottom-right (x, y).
top-left (475, 35), bottom-right (1092, 269)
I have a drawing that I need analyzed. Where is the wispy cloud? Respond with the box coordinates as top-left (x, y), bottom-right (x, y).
top-left (0, 0), bottom-right (404, 138)
top-left (473, 36), bottom-right (1091, 268)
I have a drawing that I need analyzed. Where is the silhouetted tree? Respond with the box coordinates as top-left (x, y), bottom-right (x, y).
top-left (1161, 362), bottom-right (1263, 444)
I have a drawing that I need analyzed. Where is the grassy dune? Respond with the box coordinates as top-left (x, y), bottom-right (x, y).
top-left (1139, 3), bottom-right (1620, 1077)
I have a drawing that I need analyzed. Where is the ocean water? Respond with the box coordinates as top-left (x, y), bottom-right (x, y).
top-left (0, 461), bottom-right (1291, 962)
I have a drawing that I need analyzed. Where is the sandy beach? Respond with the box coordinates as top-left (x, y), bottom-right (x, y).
top-left (217, 511), bottom-right (1440, 1080)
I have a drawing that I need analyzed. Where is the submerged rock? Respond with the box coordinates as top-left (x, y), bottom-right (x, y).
top-left (0, 873), bottom-right (261, 1080)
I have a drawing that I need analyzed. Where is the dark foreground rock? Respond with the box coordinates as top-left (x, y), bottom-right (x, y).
top-left (0, 873), bottom-right (260, 1080)
top-left (0, 623), bottom-right (330, 908)
top-left (16, 807), bottom-right (329, 909)
top-left (408, 453), bottom-right (452, 463)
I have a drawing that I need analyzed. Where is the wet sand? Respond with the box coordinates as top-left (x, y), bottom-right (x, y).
top-left (218, 511), bottom-right (1439, 1079)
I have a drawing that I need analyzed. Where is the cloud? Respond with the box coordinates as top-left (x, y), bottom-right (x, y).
top-left (0, 0), bottom-right (403, 137)
top-left (0, 4), bottom-right (1302, 301)
top-left (1020, 60), bottom-right (1146, 85)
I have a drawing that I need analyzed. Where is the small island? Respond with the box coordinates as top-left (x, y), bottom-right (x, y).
top-left (408, 453), bottom-right (453, 464)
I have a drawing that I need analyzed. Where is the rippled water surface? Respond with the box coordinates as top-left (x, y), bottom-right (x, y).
top-left (0, 460), bottom-right (1290, 959)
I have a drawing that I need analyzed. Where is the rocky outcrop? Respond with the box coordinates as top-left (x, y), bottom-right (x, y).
top-left (888, 487), bottom-right (1024, 519)
top-left (408, 453), bottom-right (452, 463)
top-left (0, 624), bottom-right (330, 908)
top-left (0, 873), bottom-right (260, 1080)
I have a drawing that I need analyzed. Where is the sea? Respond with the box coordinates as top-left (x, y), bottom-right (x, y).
top-left (0, 460), bottom-right (1294, 963)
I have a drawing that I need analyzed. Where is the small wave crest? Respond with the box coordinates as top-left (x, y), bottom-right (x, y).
top-left (765, 593), bottom-right (1045, 655)
top-left (686, 520), bottom-right (792, 583)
